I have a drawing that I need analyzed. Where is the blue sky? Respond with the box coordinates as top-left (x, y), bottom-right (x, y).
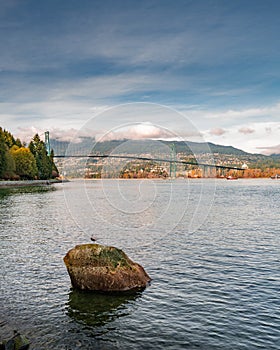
top-left (0, 0), bottom-right (280, 154)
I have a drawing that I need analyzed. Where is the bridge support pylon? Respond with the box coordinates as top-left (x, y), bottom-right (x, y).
top-left (169, 143), bottom-right (176, 179)
top-left (44, 131), bottom-right (51, 156)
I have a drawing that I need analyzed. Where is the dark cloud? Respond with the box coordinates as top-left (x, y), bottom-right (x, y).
top-left (2, 0), bottom-right (280, 155)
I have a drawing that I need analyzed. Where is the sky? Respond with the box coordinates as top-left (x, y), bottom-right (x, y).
top-left (0, 0), bottom-right (280, 154)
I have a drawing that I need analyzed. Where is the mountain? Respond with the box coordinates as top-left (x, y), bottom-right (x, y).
top-left (50, 137), bottom-right (279, 169)
top-left (162, 140), bottom-right (250, 156)
top-left (50, 138), bottom-right (280, 178)
top-left (49, 137), bottom-right (258, 157)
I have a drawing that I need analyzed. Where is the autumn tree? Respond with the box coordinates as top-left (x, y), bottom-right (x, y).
top-left (0, 127), bottom-right (60, 180)
top-left (10, 146), bottom-right (38, 179)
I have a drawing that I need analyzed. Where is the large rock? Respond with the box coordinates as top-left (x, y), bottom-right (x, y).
top-left (63, 244), bottom-right (151, 292)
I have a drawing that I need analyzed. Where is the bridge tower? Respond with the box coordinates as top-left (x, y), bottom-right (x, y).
top-left (169, 143), bottom-right (176, 179)
top-left (44, 131), bottom-right (51, 156)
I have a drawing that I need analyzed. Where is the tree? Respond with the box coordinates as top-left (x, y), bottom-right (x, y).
top-left (50, 149), bottom-right (59, 177)
top-left (29, 134), bottom-right (52, 179)
top-left (0, 131), bottom-right (7, 178)
top-left (0, 128), bottom-right (59, 180)
top-left (2, 129), bottom-right (16, 148)
top-left (3, 149), bottom-right (16, 179)
top-left (15, 138), bottom-right (22, 148)
top-left (10, 146), bottom-right (38, 179)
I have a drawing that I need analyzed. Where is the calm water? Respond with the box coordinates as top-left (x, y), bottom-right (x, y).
top-left (0, 179), bottom-right (279, 349)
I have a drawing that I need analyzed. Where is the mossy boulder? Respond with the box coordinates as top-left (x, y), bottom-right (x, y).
top-left (63, 244), bottom-right (151, 292)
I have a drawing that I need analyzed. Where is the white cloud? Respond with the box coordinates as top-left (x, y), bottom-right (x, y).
top-left (257, 144), bottom-right (280, 155)
top-left (208, 127), bottom-right (227, 136)
top-left (15, 126), bottom-right (43, 143)
top-left (238, 127), bottom-right (255, 134)
top-left (265, 127), bottom-right (272, 134)
top-left (97, 123), bottom-right (173, 142)
top-left (204, 121), bottom-right (280, 154)
top-left (2, 79), bottom-right (280, 155)
top-left (201, 103), bottom-right (280, 124)
top-left (15, 126), bottom-right (95, 144)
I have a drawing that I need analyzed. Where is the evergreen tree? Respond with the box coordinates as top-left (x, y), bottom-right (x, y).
top-left (29, 134), bottom-right (52, 179)
top-left (0, 130), bottom-right (7, 178)
top-left (3, 129), bottom-right (16, 148)
top-left (3, 149), bottom-right (16, 179)
top-left (50, 149), bottom-right (59, 177)
top-left (0, 128), bottom-right (59, 180)
top-left (15, 138), bottom-right (22, 148)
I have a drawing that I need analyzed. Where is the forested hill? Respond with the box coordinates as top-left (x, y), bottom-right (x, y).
top-left (163, 140), bottom-right (250, 156)
top-left (0, 127), bottom-right (58, 180)
top-left (51, 137), bottom-right (253, 156)
top-left (50, 137), bottom-right (279, 169)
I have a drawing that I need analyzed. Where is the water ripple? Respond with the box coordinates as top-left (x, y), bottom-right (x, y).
top-left (0, 180), bottom-right (279, 349)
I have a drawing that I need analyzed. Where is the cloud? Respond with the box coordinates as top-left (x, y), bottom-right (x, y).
top-left (257, 144), bottom-right (280, 155)
top-left (97, 123), bottom-right (175, 142)
top-left (16, 126), bottom-right (42, 143)
top-left (202, 121), bottom-right (280, 154)
top-left (238, 127), bottom-right (255, 134)
top-left (8, 101), bottom-right (280, 155)
top-left (15, 126), bottom-right (95, 144)
top-left (202, 103), bottom-right (280, 124)
top-left (48, 128), bottom-right (96, 143)
top-left (209, 127), bottom-right (227, 136)
top-left (0, 1), bottom-right (257, 73)
top-left (265, 127), bottom-right (272, 134)
top-left (16, 122), bottom-right (192, 145)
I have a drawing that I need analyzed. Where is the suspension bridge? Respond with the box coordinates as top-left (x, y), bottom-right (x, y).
top-left (44, 131), bottom-right (245, 177)
top-left (53, 154), bottom-right (244, 171)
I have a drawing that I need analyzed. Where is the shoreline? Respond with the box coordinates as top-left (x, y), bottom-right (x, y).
top-left (0, 179), bottom-right (63, 189)
top-left (1, 177), bottom-right (275, 189)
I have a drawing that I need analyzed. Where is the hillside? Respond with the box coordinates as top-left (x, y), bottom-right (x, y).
top-left (51, 137), bottom-right (269, 160)
top-left (51, 138), bottom-right (252, 156)
top-left (51, 138), bottom-right (280, 178)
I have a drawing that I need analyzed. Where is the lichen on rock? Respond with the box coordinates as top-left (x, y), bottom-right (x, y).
top-left (64, 244), bottom-right (151, 292)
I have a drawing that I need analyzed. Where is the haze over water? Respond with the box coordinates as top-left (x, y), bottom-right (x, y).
top-left (0, 179), bottom-right (279, 349)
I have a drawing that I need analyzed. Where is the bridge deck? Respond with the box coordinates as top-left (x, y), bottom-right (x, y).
top-left (53, 154), bottom-right (244, 171)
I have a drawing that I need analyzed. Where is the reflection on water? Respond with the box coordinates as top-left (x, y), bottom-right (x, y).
top-left (0, 180), bottom-right (279, 349)
top-left (0, 188), bottom-right (10, 200)
top-left (0, 185), bottom-right (55, 198)
top-left (67, 289), bottom-right (142, 327)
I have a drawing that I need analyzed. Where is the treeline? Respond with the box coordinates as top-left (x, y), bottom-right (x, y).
top-left (0, 127), bottom-right (58, 180)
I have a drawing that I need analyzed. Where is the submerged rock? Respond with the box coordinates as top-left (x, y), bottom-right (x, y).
top-left (0, 332), bottom-right (30, 350)
top-left (63, 244), bottom-right (151, 292)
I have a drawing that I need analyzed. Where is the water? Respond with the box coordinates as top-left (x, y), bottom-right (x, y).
top-left (0, 179), bottom-right (279, 349)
